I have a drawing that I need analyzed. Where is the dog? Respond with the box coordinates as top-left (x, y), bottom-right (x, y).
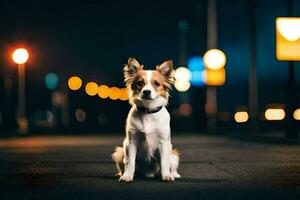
top-left (112, 58), bottom-right (181, 182)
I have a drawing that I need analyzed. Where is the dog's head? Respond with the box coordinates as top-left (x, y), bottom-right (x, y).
top-left (123, 58), bottom-right (174, 109)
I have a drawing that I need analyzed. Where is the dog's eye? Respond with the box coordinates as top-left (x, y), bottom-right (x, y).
top-left (136, 80), bottom-right (144, 87)
top-left (153, 81), bottom-right (160, 87)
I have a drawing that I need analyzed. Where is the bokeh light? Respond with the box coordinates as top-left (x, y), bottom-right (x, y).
top-left (12, 48), bottom-right (29, 64)
top-left (265, 108), bottom-right (285, 121)
top-left (85, 82), bottom-right (98, 96)
top-left (188, 56), bottom-right (205, 86)
top-left (68, 76), bottom-right (82, 90)
top-left (234, 111), bottom-right (249, 123)
top-left (178, 20), bottom-right (189, 30)
top-left (108, 87), bottom-right (120, 100)
top-left (178, 104), bottom-right (192, 117)
top-left (45, 72), bottom-right (59, 90)
top-left (203, 49), bottom-right (226, 70)
top-left (174, 80), bottom-right (191, 92)
top-left (118, 88), bottom-right (129, 101)
top-left (204, 68), bottom-right (226, 86)
top-left (98, 85), bottom-right (110, 99)
top-left (75, 108), bottom-right (86, 122)
top-left (293, 109), bottom-right (300, 120)
top-left (175, 67), bottom-right (192, 81)
top-left (174, 67), bottom-right (191, 92)
top-left (277, 17), bottom-right (300, 41)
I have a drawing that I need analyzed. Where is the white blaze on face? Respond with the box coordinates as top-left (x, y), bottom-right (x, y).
top-left (142, 70), bottom-right (157, 99)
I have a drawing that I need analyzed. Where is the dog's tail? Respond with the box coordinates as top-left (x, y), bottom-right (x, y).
top-left (112, 146), bottom-right (124, 177)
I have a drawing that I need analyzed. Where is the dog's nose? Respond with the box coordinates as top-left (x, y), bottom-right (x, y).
top-left (143, 90), bottom-right (151, 96)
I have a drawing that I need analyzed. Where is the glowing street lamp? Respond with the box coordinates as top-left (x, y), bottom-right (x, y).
top-left (12, 48), bottom-right (29, 134)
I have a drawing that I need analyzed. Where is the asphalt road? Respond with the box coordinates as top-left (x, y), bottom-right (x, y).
top-left (0, 134), bottom-right (299, 200)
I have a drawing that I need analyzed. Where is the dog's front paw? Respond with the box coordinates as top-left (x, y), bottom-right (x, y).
top-left (119, 174), bottom-right (133, 182)
top-left (162, 174), bottom-right (175, 182)
top-left (171, 172), bottom-right (181, 179)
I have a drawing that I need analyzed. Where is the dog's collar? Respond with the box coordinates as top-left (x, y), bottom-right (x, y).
top-left (136, 106), bottom-right (163, 114)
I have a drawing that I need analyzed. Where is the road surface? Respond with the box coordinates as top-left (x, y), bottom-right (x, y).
top-left (0, 134), bottom-right (299, 200)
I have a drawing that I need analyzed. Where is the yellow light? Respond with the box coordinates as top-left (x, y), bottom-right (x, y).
top-left (204, 68), bottom-right (226, 86)
top-left (118, 88), bottom-right (129, 101)
top-left (68, 76), bottom-right (82, 90)
top-left (175, 67), bottom-right (192, 81)
top-left (98, 85), bottom-right (110, 99)
top-left (174, 80), bottom-right (190, 92)
top-left (85, 82), bottom-right (98, 96)
top-left (276, 17), bottom-right (300, 61)
top-left (12, 48), bottom-right (29, 64)
top-left (203, 49), bottom-right (226, 70)
top-left (265, 108), bottom-right (285, 121)
top-left (293, 109), bottom-right (300, 120)
top-left (234, 111), bottom-right (249, 123)
top-left (277, 18), bottom-right (300, 41)
top-left (108, 87), bottom-right (120, 100)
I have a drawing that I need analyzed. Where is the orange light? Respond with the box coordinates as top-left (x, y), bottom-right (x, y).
top-left (204, 68), bottom-right (225, 86)
top-left (108, 87), bottom-right (120, 100)
top-left (98, 85), bottom-right (110, 99)
top-left (12, 48), bottom-right (29, 64)
top-left (68, 76), bottom-right (82, 90)
top-left (234, 111), bottom-right (249, 123)
top-left (118, 88), bottom-right (129, 101)
top-left (265, 108), bottom-right (285, 120)
top-left (293, 109), bottom-right (300, 120)
top-left (276, 17), bottom-right (300, 61)
top-left (85, 82), bottom-right (98, 96)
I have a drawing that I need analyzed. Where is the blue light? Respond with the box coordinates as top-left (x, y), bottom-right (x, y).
top-left (191, 71), bottom-right (205, 86)
top-left (188, 57), bottom-right (205, 86)
top-left (45, 72), bottom-right (59, 90)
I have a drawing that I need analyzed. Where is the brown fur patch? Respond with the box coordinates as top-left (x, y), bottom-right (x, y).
top-left (172, 148), bottom-right (180, 156)
top-left (151, 71), bottom-right (168, 98)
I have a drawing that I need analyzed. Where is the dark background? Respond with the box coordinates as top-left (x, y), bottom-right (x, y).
top-left (0, 0), bottom-right (299, 134)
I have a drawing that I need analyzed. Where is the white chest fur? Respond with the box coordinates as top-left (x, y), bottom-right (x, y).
top-left (126, 106), bottom-right (170, 138)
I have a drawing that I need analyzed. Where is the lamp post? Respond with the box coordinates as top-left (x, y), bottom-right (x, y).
top-left (12, 48), bottom-right (29, 134)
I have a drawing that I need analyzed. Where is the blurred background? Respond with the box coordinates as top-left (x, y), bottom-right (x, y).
top-left (0, 0), bottom-right (299, 138)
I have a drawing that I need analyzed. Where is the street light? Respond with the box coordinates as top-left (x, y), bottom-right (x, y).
top-left (12, 48), bottom-right (29, 134)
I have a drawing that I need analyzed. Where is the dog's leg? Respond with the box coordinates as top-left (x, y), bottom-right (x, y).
top-left (159, 140), bottom-right (174, 181)
top-left (112, 146), bottom-right (124, 177)
top-left (170, 149), bottom-right (181, 178)
top-left (119, 141), bottom-right (137, 182)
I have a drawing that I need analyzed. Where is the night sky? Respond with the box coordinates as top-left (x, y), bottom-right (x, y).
top-left (0, 0), bottom-right (299, 112)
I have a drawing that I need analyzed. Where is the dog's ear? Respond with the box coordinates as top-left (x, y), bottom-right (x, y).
top-left (157, 60), bottom-right (174, 78)
top-left (156, 60), bottom-right (174, 88)
top-left (124, 58), bottom-right (142, 74)
top-left (123, 57), bottom-right (143, 86)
